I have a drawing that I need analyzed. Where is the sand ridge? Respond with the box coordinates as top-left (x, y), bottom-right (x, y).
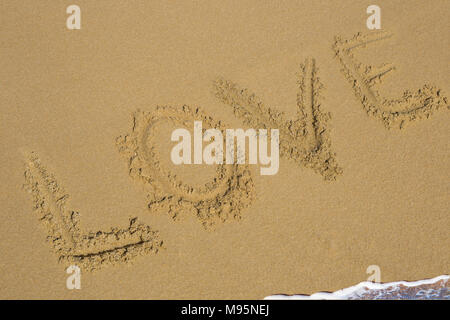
top-left (23, 152), bottom-right (162, 272)
top-left (333, 31), bottom-right (449, 129)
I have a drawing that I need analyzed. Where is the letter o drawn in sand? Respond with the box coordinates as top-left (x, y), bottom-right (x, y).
top-left (116, 106), bottom-right (255, 229)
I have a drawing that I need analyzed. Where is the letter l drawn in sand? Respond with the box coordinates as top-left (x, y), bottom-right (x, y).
top-left (23, 152), bottom-right (163, 271)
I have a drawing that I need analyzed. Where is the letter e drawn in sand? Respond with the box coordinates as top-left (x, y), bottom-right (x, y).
top-left (333, 31), bottom-right (449, 129)
top-left (23, 152), bottom-right (162, 271)
top-left (214, 58), bottom-right (342, 181)
top-left (116, 106), bottom-right (255, 229)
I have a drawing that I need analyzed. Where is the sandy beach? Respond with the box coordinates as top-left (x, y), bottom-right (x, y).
top-left (0, 1), bottom-right (448, 299)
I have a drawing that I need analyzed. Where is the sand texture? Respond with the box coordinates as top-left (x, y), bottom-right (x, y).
top-left (0, 1), bottom-right (448, 299)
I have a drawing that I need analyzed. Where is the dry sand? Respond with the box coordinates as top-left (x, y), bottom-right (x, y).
top-left (0, 1), bottom-right (448, 299)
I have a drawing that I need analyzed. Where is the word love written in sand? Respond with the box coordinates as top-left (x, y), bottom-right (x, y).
top-left (117, 58), bottom-right (342, 228)
top-left (24, 153), bottom-right (163, 271)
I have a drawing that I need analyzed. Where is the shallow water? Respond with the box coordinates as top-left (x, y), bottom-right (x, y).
top-left (266, 275), bottom-right (449, 300)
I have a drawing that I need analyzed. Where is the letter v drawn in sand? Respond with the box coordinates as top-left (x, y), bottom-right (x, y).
top-left (333, 31), bottom-right (449, 129)
top-left (116, 106), bottom-right (255, 229)
top-left (23, 152), bottom-right (162, 271)
top-left (214, 58), bottom-right (342, 181)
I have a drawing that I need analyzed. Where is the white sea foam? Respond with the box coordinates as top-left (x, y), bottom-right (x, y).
top-left (265, 275), bottom-right (449, 300)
